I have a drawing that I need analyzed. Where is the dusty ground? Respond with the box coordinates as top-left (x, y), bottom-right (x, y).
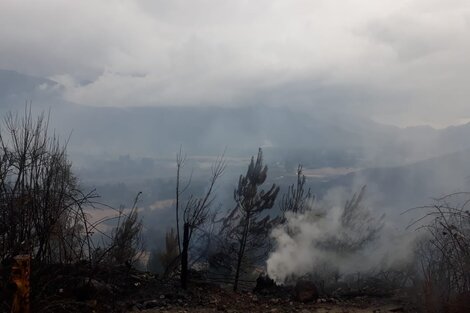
top-left (13, 264), bottom-right (416, 313)
top-left (138, 302), bottom-right (409, 313)
top-left (128, 285), bottom-right (415, 313)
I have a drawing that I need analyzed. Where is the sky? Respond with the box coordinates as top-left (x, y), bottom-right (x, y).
top-left (1, 0), bottom-right (470, 127)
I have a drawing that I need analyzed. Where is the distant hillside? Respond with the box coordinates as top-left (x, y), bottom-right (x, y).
top-left (325, 149), bottom-right (470, 209)
top-left (0, 69), bottom-right (58, 104)
top-left (2, 69), bottom-right (470, 173)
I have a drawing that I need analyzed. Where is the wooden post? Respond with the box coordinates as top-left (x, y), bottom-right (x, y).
top-left (10, 255), bottom-right (30, 313)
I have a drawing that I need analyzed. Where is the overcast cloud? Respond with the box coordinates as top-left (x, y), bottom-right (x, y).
top-left (1, 0), bottom-right (470, 126)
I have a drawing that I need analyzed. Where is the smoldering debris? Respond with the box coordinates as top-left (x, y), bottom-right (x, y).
top-left (267, 187), bottom-right (418, 284)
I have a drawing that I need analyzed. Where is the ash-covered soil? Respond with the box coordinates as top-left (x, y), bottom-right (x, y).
top-left (131, 287), bottom-right (412, 313)
top-left (13, 263), bottom-right (415, 313)
top-left (127, 282), bottom-right (415, 313)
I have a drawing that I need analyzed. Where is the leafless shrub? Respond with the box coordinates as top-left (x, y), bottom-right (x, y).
top-left (0, 108), bottom-right (96, 264)
top-left (0, 108), bottom-right (151, 312)
top-left (410, 193), bottom-right (470, 312)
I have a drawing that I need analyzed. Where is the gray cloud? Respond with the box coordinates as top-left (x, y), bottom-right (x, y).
top-left (1, 0), bottom-right (470, 126)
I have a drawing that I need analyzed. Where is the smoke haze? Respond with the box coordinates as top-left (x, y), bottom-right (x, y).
top-left (267, 187), bottom-right (419, 283)
top-left (1, 1), bottom-right (470, 283)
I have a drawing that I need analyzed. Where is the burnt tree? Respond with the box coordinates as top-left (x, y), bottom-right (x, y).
top-left (175, 151), bottom-right (225, 289)
top-left (280, 164), bottom-right (313, 220)
top-left (221, 148), bottom-right (279, 291)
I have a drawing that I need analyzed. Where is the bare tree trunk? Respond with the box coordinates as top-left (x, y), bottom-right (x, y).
top-left (176, 161), bottom-right (182, 254)
top-left (233, 214), bottom-right (250, 292)
top-left (178, 152), bottom-right (225, 288)
top-left (181, 222), bottom-right (190, 289)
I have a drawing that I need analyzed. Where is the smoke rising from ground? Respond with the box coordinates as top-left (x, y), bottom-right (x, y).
top-left (266, 187), bottom-right (419, 283)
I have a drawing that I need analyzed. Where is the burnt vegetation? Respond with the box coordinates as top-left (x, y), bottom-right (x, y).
top-left (0, 109), bottom-right (469, 313)
top-left (0, 110), bottom-right (145, 312)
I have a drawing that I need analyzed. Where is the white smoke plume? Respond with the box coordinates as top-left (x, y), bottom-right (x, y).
top-left (266, 186), bottom-right (418, 283)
